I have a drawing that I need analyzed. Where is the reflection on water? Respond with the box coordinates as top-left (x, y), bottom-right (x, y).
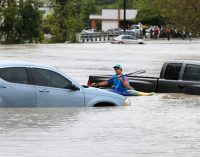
top-left (0, 42), bottom-right (200, 156)
top-left (0, 108), bottom-right (82, 131)
top-left (1, 101), bottom-right (200, 157)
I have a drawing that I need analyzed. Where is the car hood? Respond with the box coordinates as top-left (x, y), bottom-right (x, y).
top-left (83, 87), bottom-right (125, 100)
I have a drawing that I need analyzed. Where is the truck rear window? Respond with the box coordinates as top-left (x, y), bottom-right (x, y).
top-left (164, 63), bottom-right (182, 80)
top-left (183, 64), bottom-right (200, 81)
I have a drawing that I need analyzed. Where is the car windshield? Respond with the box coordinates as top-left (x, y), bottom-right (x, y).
top-left (131, 26), bottom-right (139, 29)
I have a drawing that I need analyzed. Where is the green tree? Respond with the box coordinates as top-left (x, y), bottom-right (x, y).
top-left (19, 0), bottom-right (44, 43)
top-left (44, 0), bottom-right (98, 43)
top-left (43, 0), bottom-right (69, 43)
top-left (80, 0), bottom-right (97, 29)
top-left (0, 0), bottom-right (19, 43)
top-left (153, 0), bottom-right (200, 35)
top-left (0, 0), bottom-right (43, 44)
top-left (133, 0), bottom-right (163, 26)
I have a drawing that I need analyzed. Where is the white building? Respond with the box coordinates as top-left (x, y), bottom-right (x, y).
top-left (89, 9), bottom-right (138, 31)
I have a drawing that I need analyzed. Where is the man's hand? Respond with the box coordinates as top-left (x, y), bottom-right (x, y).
top-left (117, 75), bottom-right (123, 81)
top-left (91, 81), bottom-right (109, 87)
top-left (119, 75), bottom-right (129, 88)
top-left (91, 83), bottom-right (98, 87)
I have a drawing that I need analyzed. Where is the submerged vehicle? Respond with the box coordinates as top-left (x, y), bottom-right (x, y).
top-left (88, 60), bottom-right (200, 95)
top-left (111, 35), bottom-right (144, 44)
top-left (0, 61), bottom-right (130, 107)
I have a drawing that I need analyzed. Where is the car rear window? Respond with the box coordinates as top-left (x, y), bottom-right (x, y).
top-left (164, 63), bottom-right (182, 80)
top-left (0, 67), bottom-right (29, 84)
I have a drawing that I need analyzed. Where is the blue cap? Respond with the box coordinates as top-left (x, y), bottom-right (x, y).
top-left (113, 64), bottom-right (122, 70)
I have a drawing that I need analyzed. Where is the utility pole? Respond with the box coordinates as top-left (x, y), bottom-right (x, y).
top-left (123, 0), bottom-right (126, 33)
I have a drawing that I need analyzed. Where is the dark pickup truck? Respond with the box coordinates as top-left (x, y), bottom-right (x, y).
top-left (88, 60), bottom-right (200, 95)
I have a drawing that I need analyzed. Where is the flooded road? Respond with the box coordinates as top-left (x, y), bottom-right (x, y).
top-left (0, 40), bottom-right (200, 157)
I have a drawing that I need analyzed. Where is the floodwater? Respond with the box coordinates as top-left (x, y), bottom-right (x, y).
top-left (0, 40), bottom-right (200, 157)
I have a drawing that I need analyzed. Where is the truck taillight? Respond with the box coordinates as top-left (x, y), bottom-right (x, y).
top-left (87, 80), bottom-right (91, 86)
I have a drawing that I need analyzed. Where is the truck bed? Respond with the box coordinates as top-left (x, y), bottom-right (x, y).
top-left (88, 60), bottom-right (200, 95)
top-left (88, 75), bottom-right (159, 93)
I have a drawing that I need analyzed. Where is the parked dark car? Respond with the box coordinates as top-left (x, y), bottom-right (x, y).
top-left (88, 60), bottom-right (200, 95)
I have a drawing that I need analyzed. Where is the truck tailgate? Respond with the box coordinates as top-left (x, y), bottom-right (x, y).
top-left (128, 76), bottom-right (159, 92)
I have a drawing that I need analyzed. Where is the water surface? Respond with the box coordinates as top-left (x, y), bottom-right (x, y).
top-left (0, 40), bottom-right (200, 157)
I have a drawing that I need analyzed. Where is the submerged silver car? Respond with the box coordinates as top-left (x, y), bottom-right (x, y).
top-left (111, 35), bottom-right (144, 44)
top-left (0, 61), bottom-right (131, 107)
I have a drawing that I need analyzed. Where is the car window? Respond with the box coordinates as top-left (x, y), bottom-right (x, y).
top-left (129, 36), bottom-right (136, 40)
top-left (31, 68), bottom-right (72, 89)
top-left (183, 64), bottom-right (200, 81)
top-left (0, 67), bottom-right (29, 84)
top-left (164, 63), bottom-right (182, 80)
top-left (122, 36), bottom-right (128, 39)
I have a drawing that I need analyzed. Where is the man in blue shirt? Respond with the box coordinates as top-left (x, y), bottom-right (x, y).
top-left (91, 64), bottom-right (153, 96)
top-left (91, 64), bottom-right (129, 95)
top-left (107, 64), bottom-right (130, 96)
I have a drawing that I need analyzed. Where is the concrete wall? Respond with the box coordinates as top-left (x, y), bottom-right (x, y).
top-left (102, 9), bottom-right (137, 20)
top-left (102, 21), bottom-right (119, 31)
top-left (102, 10), bottom-right (118, 20)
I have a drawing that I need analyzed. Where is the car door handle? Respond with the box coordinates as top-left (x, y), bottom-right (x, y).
top-left (0, 85), bottom-right (7, 88)
top-left (38, 89), bottom-right (49, 93)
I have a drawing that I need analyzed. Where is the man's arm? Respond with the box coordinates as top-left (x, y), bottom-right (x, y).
top-left (118, 75), bottom-right (129, 88)
top-left (91, 81), bottom-right (109, 87)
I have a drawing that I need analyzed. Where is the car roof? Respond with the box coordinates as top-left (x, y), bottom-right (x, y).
top-left (168, 59), bottom-right (200, 65)
top-left (0, 61), bottom-right (55, 70)
top-left (0, 61), bottom-right (80, 85)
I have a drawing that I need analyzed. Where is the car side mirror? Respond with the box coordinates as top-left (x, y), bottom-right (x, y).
top-left (68, 84), bottom-right (80, 91)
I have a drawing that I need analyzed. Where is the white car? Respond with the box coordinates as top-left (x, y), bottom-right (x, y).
top-left (111, 35), bottom-right (144, 44)
top-left (81, 29), bottom-right (97, 35)
top-left (129, 25), bottom-right (141, 36)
